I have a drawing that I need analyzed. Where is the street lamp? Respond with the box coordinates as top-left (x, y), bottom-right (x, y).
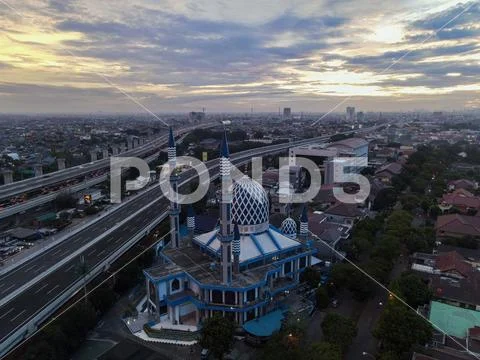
top-left (362, 351), bottom-right (375, 359)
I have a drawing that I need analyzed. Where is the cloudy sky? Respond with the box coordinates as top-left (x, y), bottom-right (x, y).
top-left (0, 0), bottom-right (479, 113)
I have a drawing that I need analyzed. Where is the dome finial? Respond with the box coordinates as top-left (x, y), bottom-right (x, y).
top-left (220, 129), bottom-right (229, 158)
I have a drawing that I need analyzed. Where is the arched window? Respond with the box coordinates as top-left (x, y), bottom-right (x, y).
top-left (171, 279), bottom-right (180, 292)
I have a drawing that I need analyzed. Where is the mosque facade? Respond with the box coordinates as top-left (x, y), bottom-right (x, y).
top-left (143, 129), bottom-right (317, 326)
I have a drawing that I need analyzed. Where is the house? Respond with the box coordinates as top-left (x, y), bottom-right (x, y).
top-left (308, 212), bottom-right (351, 254)
top-left (374, 162), bottom-right (403, 184)
top-left (448, 179), bottom-right (478, 192)
top-left (323, 202), bottom-right (367, 225)
top-left (435, 214), bottom-right (480, 238)
top-left (440, 189), bottom-right (480, 214)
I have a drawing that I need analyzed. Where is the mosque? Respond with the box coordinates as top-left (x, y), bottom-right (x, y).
top-left (143, 128), bottom-right (318, 330)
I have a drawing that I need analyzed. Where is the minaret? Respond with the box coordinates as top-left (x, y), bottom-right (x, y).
top-left (168, 127), bottom-right (180, 248)
top-left (219, 130), bottom-right (233, 285)
top-left (232, 222), bottom-right (240, 274)
top-left (187, 204), bottom-right (195, 241)
top-left (299, 205), bottom-right (309, 240)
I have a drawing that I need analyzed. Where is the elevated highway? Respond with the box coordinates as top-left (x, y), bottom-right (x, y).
top-left (0, 123), bottom-right (217, 219)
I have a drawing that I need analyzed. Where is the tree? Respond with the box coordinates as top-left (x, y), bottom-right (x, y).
top-left (315, 287), bottom-right (329, 309)
top-left (321, 313), bottom-right (357, 352)
top-left (300, 267), bottom-right (321, 288)
top-left (307, 342), bottom-right (342, 360)
top-left (390, 272), bottom-right (431, 308)
top-left (261, 323), bottom-right (306, 360)
top-left (200, 314), bottom-right (235, 360)
top-left (54, 192), bottom-right (77, 210)
top-left (374, 302), bottom-right (432, 355)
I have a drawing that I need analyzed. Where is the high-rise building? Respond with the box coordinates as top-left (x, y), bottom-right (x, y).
top-left (283, 107), bottom-right (291, 118)
top-left (346, 106), bottom-right (356, 122)
top-left (357, 111), bottom-right (364, 122)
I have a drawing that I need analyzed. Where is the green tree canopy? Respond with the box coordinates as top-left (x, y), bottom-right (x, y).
top-left (390, 272), bottom-right (431, 308)
top-left (306, 341), bottom-right (342, 360)
top-left (200, 314), bottom-right (235, 360)
top-left (374, 302), bottom-right (432, 355)
top-left (321, 313), bottom-right (357, 352)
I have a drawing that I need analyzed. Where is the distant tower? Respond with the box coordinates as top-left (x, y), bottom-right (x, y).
top-left (187, 204), bottom-right (196, 240)
top-left (168, 127), bottom-right (181, 248)
top-left (299, 205), bottom-right (309, 240)
top-left (232, 222), bottom-right (240, 274)
top-left (219, 130), bottom-right (233, 285)
top-left (346, 106), bottom-right (356, 122)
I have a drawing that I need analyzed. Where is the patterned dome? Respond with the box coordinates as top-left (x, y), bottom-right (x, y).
top-left (232, 176), bottom-right (269, 234)
top-left (281, 217), bottom-right (297, 239)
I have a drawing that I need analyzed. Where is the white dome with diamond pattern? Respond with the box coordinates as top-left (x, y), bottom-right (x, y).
top-left (281, 217), bottom-right (297, 239)
top-left (232, 176), bottom-right (269, 234)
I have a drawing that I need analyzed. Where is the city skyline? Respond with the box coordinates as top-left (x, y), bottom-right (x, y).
top-left (0, 0), bottom-right (479, 113)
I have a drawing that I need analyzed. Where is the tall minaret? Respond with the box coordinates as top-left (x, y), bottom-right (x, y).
top-left (187, 204), bottom-right (196, 241)
top-left (299, 204), bottom-right (309, 240)
top-left (168, 127), bottom-right (180, 248)
top-left (219, 130), bottom-right (233, 285)
top-left (232, 222), bottom-right (240, 274)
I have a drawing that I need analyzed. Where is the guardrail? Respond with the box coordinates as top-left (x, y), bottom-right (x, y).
top-left (0, 216), bottom-right (173, 358)
top-left (0, 123), bottom-right (218, 200)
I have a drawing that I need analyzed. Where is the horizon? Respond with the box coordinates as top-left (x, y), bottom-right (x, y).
top-left (0, 1), bottom-right (479, 113)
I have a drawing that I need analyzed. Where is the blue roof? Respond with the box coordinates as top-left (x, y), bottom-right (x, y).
top-left (168, 127), bottom-right (175, 148)
top-left (243, 310), bottom-right (286, 337)
top-left (220, 130), bottom-right (229, 158)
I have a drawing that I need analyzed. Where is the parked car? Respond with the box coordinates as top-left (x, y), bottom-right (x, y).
top-left (201, 348), bottom-right (210, 360)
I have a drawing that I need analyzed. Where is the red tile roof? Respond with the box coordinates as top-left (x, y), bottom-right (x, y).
top-left (435, 251), bottom-right (473, 278)
top-left (436, 214), bottom-right (480, 237)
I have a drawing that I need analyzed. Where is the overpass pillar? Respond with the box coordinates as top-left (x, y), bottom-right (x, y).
top-left (102, 149), bottom-right (109, 159)
top-left (142, 138), bottom-right (146, 145)
top-left (34, 164), bottom-right (43, 177)
top-left (136, 138), bottom-right (140, 147)
top-left (2, 169), bottom-right (13, 184)
top-left (57, 158), bottom-right (66, 170)
top-left (112, 147), bottom-right (119, 156)
top-left (90, 151), bottom-right (97, 162)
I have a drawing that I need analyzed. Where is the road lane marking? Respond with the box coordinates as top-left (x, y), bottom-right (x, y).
top-left (97, 250), bottom-right (106, 257)
top-left (0, 284), bottom-right (16, 294)
top-left (46, 285), bottom-right (60, 295)
top-left (10, 309), bottom-right (26, 322)
top-left (0, 308), bottom-right (14, 320)
top-left (50, 248), bottom-right (62, 256)
top-left (34, 283), bottom-right (49, 294)
top-left (64, 264), bottom-right (76, 272)
top-left (23, 264), bottom-right (37, 273)
top-left (87, 249), bottom-right (96, 257)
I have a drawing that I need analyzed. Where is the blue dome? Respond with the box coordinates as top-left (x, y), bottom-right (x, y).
top-left (281, 217), bottom-right (297, 239)
top-left (232, 176), bottom-right (269, 234)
